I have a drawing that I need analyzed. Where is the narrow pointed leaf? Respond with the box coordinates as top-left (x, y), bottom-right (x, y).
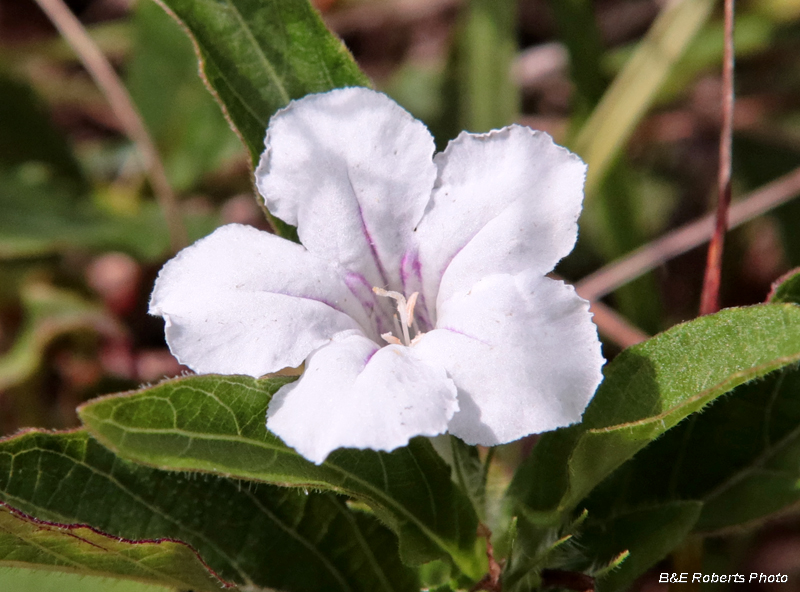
top-left (153, 0), bottom-right (370, 164)
top-left (0, 430), bottom-right (417, 592)
top-left (575, 502), bottom-right (703, 592)
top-left (78, 375), bottom-right (481, 576)
top-left (509, 305), bottom-right (800, 523)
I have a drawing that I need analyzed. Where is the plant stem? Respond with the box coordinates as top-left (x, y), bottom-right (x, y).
top-left (34, 0), bottom-right (187, 253)
top-left (574, 163), bottom-right (800, 302)
top-left (699, 0), bottom-right (735, 315)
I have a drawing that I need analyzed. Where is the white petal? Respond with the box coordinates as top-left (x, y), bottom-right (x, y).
top-left (256, 88), bottom-right (436, 294)
top-left (413, 274), bottom-right (604, 445)
top-left (267, 332), bottom-right (458, 464)
top-left (414, 126), bottom-right (586, 316)
top-left (150, 224), bottom-right (372, 377)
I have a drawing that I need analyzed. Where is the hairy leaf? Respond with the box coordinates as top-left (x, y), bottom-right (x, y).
top-left (153, 0), bottom-right (369, 164)
top-left (0, 430), bottom-right (417, 592)
top-left (78, 375), bottom-right (482, 576)
top-left (0, 567), bottom-right (168, 592)
top-left (0, 503), bottom-right (226, 591)
top-left (509, 305), bottom-right (800, 523)
top-left (769, 268), bottom-right (800, 305)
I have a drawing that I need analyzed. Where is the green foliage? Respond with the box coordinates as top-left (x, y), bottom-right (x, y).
top-left (0, 283), bottom-right (117, 427)
top-left (0, 567), bottom-right (167, 592)
top-left (509, 304), bottom-right (800, 523)
top-left (0, 430), bottom-right (417, 592)
top-left (0, 502), bottom-right (225, 591)
top-left (546, 0), bottom-right (605, 123)
top-left (152, 0), bottom-right (368, 239)
top-left (770, 269), bottom-right (800, 304)
top-left (0, 168), bottom-right (218, 261)
top-left (127, 0), bottom-right (242, 191)
top-left (78, 374), bottom-right (482, 576)
top-left (444, 0), bottom-right (518, 136)
top-left (153, 0), bottom-right (370, 164)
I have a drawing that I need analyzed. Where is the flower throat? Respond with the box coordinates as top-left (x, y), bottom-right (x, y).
top-left (372, 287), bottom-right (423, 346)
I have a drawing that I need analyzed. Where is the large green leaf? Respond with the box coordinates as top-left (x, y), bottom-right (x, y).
top-left (0, 502), bottom-right (226, 591)
top-left (153, 0), bottom-right (370, 164)
top-left (0, 567), bottom-right (167, 592)
top-left (509, 304), bottom-right (800, 524)
top-left (579, 273), bottom-right (800, 536)
top-left (0, 429), bottom-right (417, 592)
top-left (584, 367), bottom-right (800, 533)
top-left (78, 375), bottom-right (482, 576)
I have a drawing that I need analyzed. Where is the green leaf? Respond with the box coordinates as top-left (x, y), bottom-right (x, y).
top-left (769, 268), bottom-right (800, 305)
top-left (583, 365), bottom-right (800, 534)
top-left (0, 502), bottom-right (226, 591)
top-left (444, 0), bottom-right (518, 135)
top-left (78, 374), bottom-right (482, 576)
top-left (0, 567), bottom-right (168, 592)
top-left (576, 502), bottom-right (703, 592)
top-left (509, 304), bottom-right (800, 524)
top-left (574, 0), bottom-right (715, 195)
top-left (0, 168), bottom-right (218, 261)
top-left (153, 0), bottom-right (370, 164)
top-left (448, 437), bottom-right (488, 521)
top-left (547, 0), bottom-right (606, 122)
top-left (127, 0), bottom-right (243, 191)
top-left (0, 429), bottom-right (418, 592)
top-left (503, 503), bottom-right (701, 592)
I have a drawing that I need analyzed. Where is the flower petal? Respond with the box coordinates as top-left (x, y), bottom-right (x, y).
top-left (150, 224), bottom-right (372, 377)
top-left (256, 88), bottom-right (436, 293)
top-left (414, 126), bottom-right (586, 316)
top-left (267, 332), bottom-right (459, 464)
top-left (413, 273), bottom-right (604, 445)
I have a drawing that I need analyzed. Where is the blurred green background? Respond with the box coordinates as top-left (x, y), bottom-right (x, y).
top-left (2, 0), bottom-right (800, 589)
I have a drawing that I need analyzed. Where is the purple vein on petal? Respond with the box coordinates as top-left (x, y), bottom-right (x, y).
top-left (345, 271), bottom-right (389, 335)
top-left (234, 286), bottom-right (346, 316)
top-left (440, 327), bottom-right (492, 347)
top-left (344, 169), bottom-right (391, 289)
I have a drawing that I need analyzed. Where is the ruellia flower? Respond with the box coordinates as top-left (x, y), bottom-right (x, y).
top-left (149, 87), bottom-right (604, 464)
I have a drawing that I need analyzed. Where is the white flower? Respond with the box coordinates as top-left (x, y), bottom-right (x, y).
top-left (149, 87), bottom-right (604, 465)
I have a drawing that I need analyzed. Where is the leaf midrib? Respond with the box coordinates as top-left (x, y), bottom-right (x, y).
top-left (86, 416), bottom-right (470, 571)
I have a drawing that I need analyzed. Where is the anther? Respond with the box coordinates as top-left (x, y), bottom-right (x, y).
top-left (372, 287), bottom-right (420, 346)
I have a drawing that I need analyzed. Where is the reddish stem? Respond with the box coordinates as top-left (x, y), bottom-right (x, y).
top-left (699, 0), bottom-right (735, 316)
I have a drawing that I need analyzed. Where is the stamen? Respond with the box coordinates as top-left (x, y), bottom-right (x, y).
top-left (405, 292), bottom-right (419, 327)
top-left (381, 332), bottom-right (402, 345)
top-left (372, 287), bottom-right (416, 346)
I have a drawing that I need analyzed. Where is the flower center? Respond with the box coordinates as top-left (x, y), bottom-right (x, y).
top-left (372, 287), bottom-right (423, 347)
